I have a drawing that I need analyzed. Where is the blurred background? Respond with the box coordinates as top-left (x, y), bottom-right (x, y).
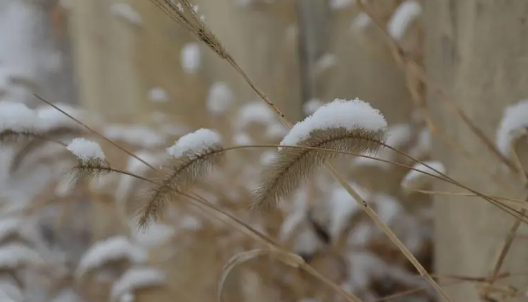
top-left (1, 0), bottom-right (528, 302)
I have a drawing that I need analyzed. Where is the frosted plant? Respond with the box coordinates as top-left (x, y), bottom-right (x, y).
top-left (110, 3), bottom-right (142, 26)
top-left (180, 42), bottom-right (201, 74)
top-left (254, 98), bottom-right (387, 209)
top-left (66, 138), bottom-right (105, 163)
top-left (166, 128), bottom-right (222, 158)
top-left (496, 99), bottom-right (528, 159)
top-left (138, 128), bottom-right (223, 227)
top-left (401, 161), bottom-right (446, 191)
top-left (207, 82), bottom-right (234, 115)
top-left (147, 87), bottom-right (169, 103)
top-left (110, 267), bottom-right (166, 302)
top-left (387, 0), bottom-right (422, 40)
top-left (76, 236), bottom-right (148, 278)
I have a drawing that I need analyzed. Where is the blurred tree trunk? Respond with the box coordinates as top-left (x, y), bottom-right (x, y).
top-left (425, 1), bottom-right (528, 301)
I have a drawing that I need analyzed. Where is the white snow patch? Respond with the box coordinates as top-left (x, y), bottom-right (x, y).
top-left (302, 98), bottom-right (323, 116)
top-left (351, 12), bottom-right (371, 29)
top-left (110, 3), bottom-right (142, 26)
top-left (76, 236), bottom-right (148, 277)
top-left (132, 223), bottom-right (175, 248)
top-left (110, 267), bottom-right (165, 302)
top-left (237, 101), bottom-right (276, 129)
top-left (496, 99), bottom-right (528, 158)
top-left (66, 138), bottom-right (106, 162)
top-left (233, 132), bottom-right (253, 145)
top-left (280, 98), bottom-right (386, 150)
top-left (207, 82), bottom-right (235, 114)
top-left (148, 87), bottom-right (169, 103)
top-left (166, 128), bottom-right (222, 158)
top-left (0, 101), bottom-right (38, 132)
top-left (387, 0), bottom-right (422, 40)
top-left (181, 43), bottom-right (201, 73)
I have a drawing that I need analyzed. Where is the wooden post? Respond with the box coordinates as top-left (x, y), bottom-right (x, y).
top-left (425, 1), bottom-right (528, 301)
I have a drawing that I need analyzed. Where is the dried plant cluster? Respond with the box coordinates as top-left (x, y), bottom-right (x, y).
top-left (7, 0), bottom-right (527, 302)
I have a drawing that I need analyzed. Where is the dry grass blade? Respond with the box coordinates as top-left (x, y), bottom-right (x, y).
top-left (253, 128), bottom-right (385, 209)
top-left (138, 146), bottom-right (224, 228)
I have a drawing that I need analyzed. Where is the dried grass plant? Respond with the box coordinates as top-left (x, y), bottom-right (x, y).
top-left (1, 1), bottom-right (528, 302)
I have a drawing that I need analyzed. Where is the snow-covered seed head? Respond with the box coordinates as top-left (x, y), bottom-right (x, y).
top-left (67, 138), bottom-right (106, 163)
top-left (496, 99), bottom-right (528, 159)
top-left (401, 161), bottom-right (446, 191)
top-left (253, 98), bottom-right (387, 210)
top-left (138, 129), bottom-right (224, 228)
top-left (66, 138), bottom-right (109, 181)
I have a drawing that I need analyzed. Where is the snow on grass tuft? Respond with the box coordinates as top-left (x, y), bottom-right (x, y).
top-left (387, 0), bottom-right (422, 40)
top-left (110, 267), bottom-right (165, 302)
top-left (280, 98), bottom-right (387, 150)
top-left (66, 138), bottom-right (106, 162)
top-left (496, 99), bottom-right (528, 158)
top-left (207, 82), bottom-right (234, 114)
top-left (0, 101), bottom-right (38, 132)
top-left (401, 161), bottom-right (445, 190)
top-left (76, 236), bottom-right (148, 278)
top-left (181, 43), bottom-right (201, 74)
top-left (166, 128), bottom-right (222, 158)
